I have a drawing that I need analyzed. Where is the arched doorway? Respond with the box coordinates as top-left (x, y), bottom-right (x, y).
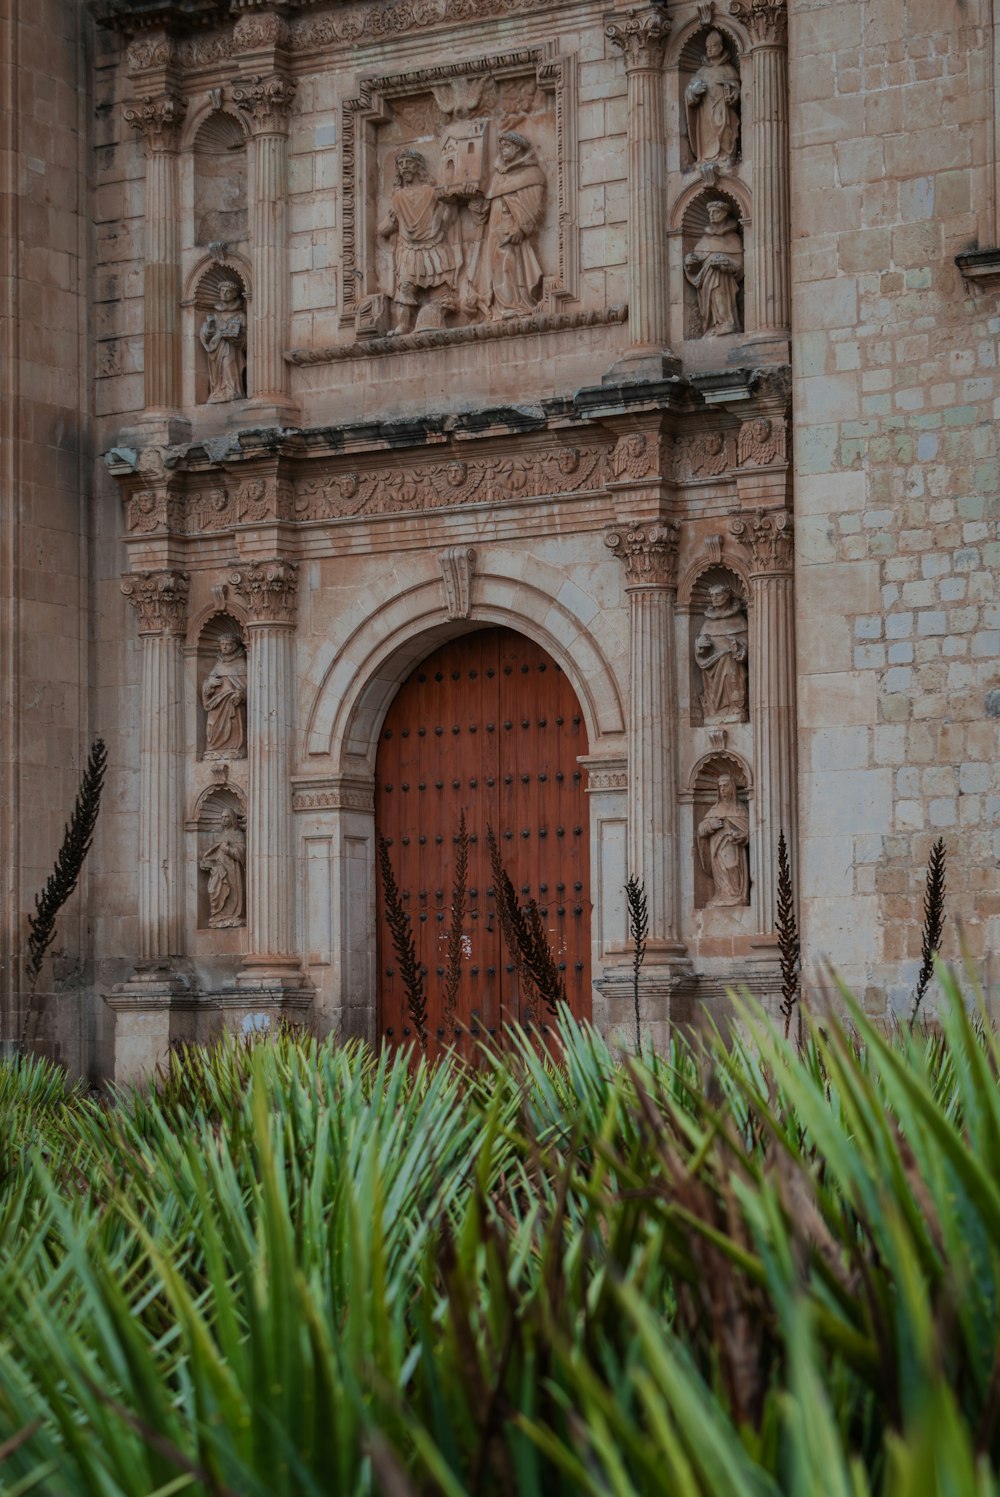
top-left (375, 626), bottom-right (592, 1051)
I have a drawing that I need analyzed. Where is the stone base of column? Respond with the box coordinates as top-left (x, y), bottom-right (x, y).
top-left (213, 984), bottom-right (314, 1037)
top-left (733, 332), bottom-right (790, 367)
top-left (242, 395), bottom-right (300, 429)
top-left (118, 411), bottom-right (192, 449)
top-left (604, 347), bottom-right (682, 384)
top-left (237, 954), bottom-right (310, 990)
top-left (104, 967), bottom-right (193, 1086)
top-left (671, 960), bottom-right (784, 1029)
top-left (595, 956), bottom-right (695, 1056)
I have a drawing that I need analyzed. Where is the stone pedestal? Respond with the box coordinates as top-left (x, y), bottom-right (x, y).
top-left (605, 5), bottom-right (681, 380)
top-left (105, 970), bottom-right (189, 1087)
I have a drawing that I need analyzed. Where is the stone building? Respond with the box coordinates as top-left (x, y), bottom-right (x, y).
top-left (0, 0), bottom-right (997, 1080)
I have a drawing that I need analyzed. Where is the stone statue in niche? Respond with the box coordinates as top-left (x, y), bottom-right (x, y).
top-left (200, 809), bottom-right (246, 928)
top-left (695, 581), bottom-right (748, 721)
top-left (379, 149), bottom-right (462, 335)
top-left (697, 774), bottom-right (750, 907)
top-left (202, 633), bottom-right (247, 758)
top-left (685, 201), bottom-right (744, 336)
top-left (199, 280), bottom-right (247, 402)
top-left (685, 31), bottom-right (741, 167)
top-left (463, 131), bottom-right (546, 320)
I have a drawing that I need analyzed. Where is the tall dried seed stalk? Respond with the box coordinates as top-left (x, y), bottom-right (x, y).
top-left (377, 834), bottom-right (428, 1050)
top-left (625, 875), bottom-right (648, 1057)
top-left (911, 836), bottom-right (946, 1024)
top-left (486, 825), bottom-right (564, 1019)
top-left (25, 738), bottom-right (108, 990)
top-left (441, 810), bottom-right (470, 1034)
top-left (776, 830), bottom-right (801, 1042)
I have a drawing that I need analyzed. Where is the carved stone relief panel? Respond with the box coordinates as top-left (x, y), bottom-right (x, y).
top-left (342, 46), bottom-right (577, 336)
top-left (691, 753), bottom-right (751, 910)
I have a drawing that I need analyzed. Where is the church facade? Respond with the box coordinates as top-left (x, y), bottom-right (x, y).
top-left (1, 0), bottom-right (997, 1079)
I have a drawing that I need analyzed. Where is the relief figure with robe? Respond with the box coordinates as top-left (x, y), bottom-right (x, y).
top-left (685, 200), bottom-right (744, 336)
top-left (697, 774), bottom-right (750, 907)
top-left (685, 30), bottom-right (740, 166)
top-left (379, 149), bottom-right (462, 335)
top-left (465, 131), bottom-right (546, 321)
top-left (695, 582), bottom-right (748, 721)
top-left (199, 280), bottom-right (247, 402)
top-left (200, 810), bottom-right (246, 928)
top-left (202, 634), bottom-right (247, 758)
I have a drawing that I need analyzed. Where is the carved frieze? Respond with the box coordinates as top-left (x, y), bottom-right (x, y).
top-left (605, 7), bottom-right (671, 71)
top-left (288, 306), bottom-right (625, 364)
top-left (673, 430), bottom-right (735, 480)
top-left (123, 90), bottom-right (188, 152)
top-left (737, 415), bottom-right (785, 467)
top-left (292, 781), bottom-right (376, 813)
top-left (232, 13), bottom-right (289, 51)
top-left (230, 560), bottom-right (299, 626)
top-left (605, 522), bottom-right (680, 587)
top-left (729, 507), bottom-right (793, 573)
top-left (608, 430), bottom-right (661, 483)
top-left (126, 34), bottom-right (174, 74)
top-left (234, 477), bottom-right (294, 524)
top-left (122, 569), bottom-right (190, 635)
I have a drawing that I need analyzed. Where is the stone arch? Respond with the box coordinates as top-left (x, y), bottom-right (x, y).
top-left (671, 177), bottom-right (751, 235)
top-left (677, 550), bottom-right (749, 611)
top-left (304, 570), bottom-right (626, 772)
top-left (667, 14), bottom-right (749, 70)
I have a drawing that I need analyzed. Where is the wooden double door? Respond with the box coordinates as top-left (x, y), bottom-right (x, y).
top-left (375, 627), bottom-right (592, 1051)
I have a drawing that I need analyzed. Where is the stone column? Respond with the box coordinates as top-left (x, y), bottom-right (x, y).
top-left (232, 74), bottom-right (298, 423)
top-left (121, 569), bottom-right (190, 963)
top-left (605, 5), bottom-right (680, 380)
top-left (605, 523), bottom-right (684, 951)
top-left (731, 0), bottom-right (790, 348)
top-left (729, 508), bottom-right (796, 938)
top-left (230, 559), bottom-right (304, 990)
top-left (123, 91), bottom-right (188, 435)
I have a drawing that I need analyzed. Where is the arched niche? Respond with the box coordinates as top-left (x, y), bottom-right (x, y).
top-left (679, 188), bottom-right (747, 341)
top-left (184, 259), bottom-right (251, 407)
top-left (193, 785), bottom-right (247, 933)
top-left (192, 109), bottom-right (248, 247)
top-left (688, 751), bottom-right (752, 911)
top-left (686, 562), bottom-right (749, 727)
top-left (196, 612), bottom-right (248, 762)
top-left (674, 23), bottom-right (744, 174)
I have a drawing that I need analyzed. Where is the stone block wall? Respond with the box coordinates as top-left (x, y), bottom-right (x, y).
top-left (791, 0), bottom-right (1000, 1010)
top-left (0, 0), bottom-right (94, 1067)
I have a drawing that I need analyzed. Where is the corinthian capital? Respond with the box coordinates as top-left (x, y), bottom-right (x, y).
top-left (230, 559), bottom-right (299, 626)
top-left (729, 508), bottom-right (793, 574)
top-left (605, 5), bottom-right (671, 70)
top-left (231, 73), bottom-right (297, 133)
top-left (122, 570), bottom-right (190, 635)
top-left (730, 0), bottom-right (788, 46)
top-left (605, 522), bottom-right (680, 587)
top-left (123, 91), bottom-right (188, 153)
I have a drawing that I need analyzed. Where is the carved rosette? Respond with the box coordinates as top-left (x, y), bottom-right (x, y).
top-left (729, 508), bottom-right (793, 574)
top-left (232, 74), bottom-right (297, 133)
top-left (122, 570), bottom-right (190, 635)
top-left (230, 559), bottom-right (299, 627)
top-left (123, 91), bottom-right (188, 153)
top-left (605, 6), bottom-right (671, 70)
top-left (729, 0), bottom-right (788, 46)
top-left (605, 522), bottom-right (680, 588)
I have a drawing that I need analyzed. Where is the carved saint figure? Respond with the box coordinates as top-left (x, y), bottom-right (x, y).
top-left (202, 634), bottom-right (248, 759)
top-left (200, 809), bottom-right (246, 928)
top-left (685, 200), bottom-right (744, 336)
top-left (698, 774), bottom-right (750, 907)
top-left (199, 280), bottom-right (247, 402)
top-left (379, 149), bottom-right (461, 335)
top-left (695, 582), bottom-right (748, 721)
top-left (465, 131), bottom-right (546, 320)
top-left (685, 30), bottom-right (741, 166)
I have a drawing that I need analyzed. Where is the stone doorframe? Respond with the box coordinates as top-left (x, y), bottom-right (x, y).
top-left (293, 567), bottom-right (630, 1046)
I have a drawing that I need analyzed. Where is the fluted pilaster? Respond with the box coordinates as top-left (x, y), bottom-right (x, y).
top-left (606, 6), bottom-right (679, 374)
top-left (121, 570), bottom-right (189, 962)
top-left (606, 523), bottom-right (683, 947)
top-left (233, 75), bottom-right (296, 415)
top-left (731, 0), bottom-right (790, 335)
top-left (230, 560), bottom-right (300, 980)
top-left (730, 508), bottom-right (795, 935)
top-left (124, 92), bottom-right (186, 414)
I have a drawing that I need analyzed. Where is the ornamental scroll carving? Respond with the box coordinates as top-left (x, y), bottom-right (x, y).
top-left (121, 570), bottom-right (190, 635)
top-left (231, 74), bottom-right (296, 132)
top-left (729, 0), bottom-right (788, 46)
top-left (438, 547), bottom-right (477, 620)
top-left (229, 560), bottom-right (299, 626)
top-left (729, 508), bottom-right (793, 573)
top-left (605, 523), bottom-right (680, 587)
top-left (123, 91), bottom-right (188, 151)
top-left (605, 8), bottom-right (671, 70)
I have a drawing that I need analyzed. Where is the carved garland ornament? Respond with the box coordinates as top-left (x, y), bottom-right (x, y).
top-left (122, 570), bottom-right (190, 635)
top-left (229, 560), bottom-right (299, 626)
top-left (729, 508), bottom-right (793, 573)
top-left (605, 523), bottom-right (680, 587)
